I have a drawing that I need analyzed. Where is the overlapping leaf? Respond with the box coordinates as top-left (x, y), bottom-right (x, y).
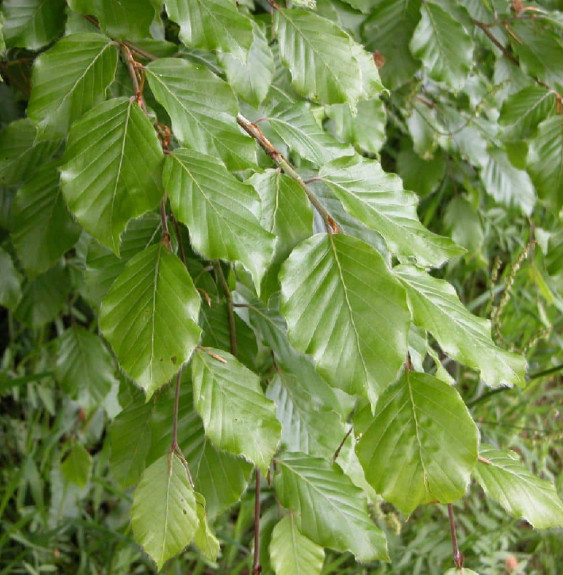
top-left (193, 493), bottom-right (220, 562)
top-left (395, 265), bottom-right (526, 388)
top-left (131, 453), bottom-right (199, 570)
top-left (220, 23), bottom-right (274, 108)
top-left (191, 348), bottom-right (281, 474)
top-left (145, 58), bottom-right (256, 170)
top-left (0, 119), bottom-right (59, 185)
top-left (266, 103), bottom-right (354, 166)
top-left (527, 115), bottom-right (563, 211)
top-left (474, 444), bottom-right (563, 529)
top-left (2, 0), bottom-right (65, 50)
top-left (274, 9), bottom-right (364, 105)
top-left (275, 452), bottom-right (388, 562)
top-left (68, 0), bottom-right (156, 39)
top-left (27, 33), bottom-right (118, 140)
top-left (280, 234), bottom-right (410, 403)
top-left (165, 0), bottom-right (253, 58)
top-left (410, 1), bottom-right (473, 90)
top-left (13, 163), bottom-right (81, 277)
top-left (60, 98), bottom-right (163, 253)
top-left (163, 149), bottom-right (275, 289)
top-left (356, 371), bottom-right (479, 514)
top-left (55, 326), bottom-right (117, 413)
top-left (100, 244), bottom-right (201, 398)
top-left (319, 155), bottom-right (464, 267)
top-left (270, 515), bottom-right (324, 575)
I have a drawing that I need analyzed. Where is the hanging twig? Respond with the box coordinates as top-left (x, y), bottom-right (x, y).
top-left (447, 504), bottom-right (463, 569)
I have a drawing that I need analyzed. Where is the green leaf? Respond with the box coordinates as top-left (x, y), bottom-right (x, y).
top-left (193, 493), bottom-right (220, 562)
top-left (100, 244), bottom-right (201, 398)
top-left (275, 452), bottom-right (388, 562)
top-left (0, 119), bottom-right (59, 185)
top-left (249, 169), bottom-right (313, 265)
top-left (266, 372), bottom-right (346, 460)
top-left (131, 453), bottom-right (199, 570)
top-left (274, 9), bottom-right (363, 105)
top-left (266, 103), bottom-right (354, 166)
top-left (55, 326), bottom-right (117, 412)
top-left (145, 58), bottom-right (256, 170)
top-left (444, 570), bottom-right (480, 575)
top-left (84, 213), bottom-right (162, 306)
top-left (270, 515), bottom-right (325, 575)
top-left (395, 265), bottom-right (526, 388)
top-left (2, 0), bottom-right (65, 50)
top-left (409, 1), bottom-right (473, 90)
top-left (110, 392), bottom-right (154, 488)
top-left (481, 148), bottom-right (536, 216)
top-left (149, 380), bottom-right (253, 518)
top-left (61, 443), bottom-right (92, 488)
top-left (280, 234), bottom-right (409, 403)
top-left (68, 0), bottom-right (156, 39)
top-left (356, 371), bottom-right (479, 515)
top-left (13, 163), bottom-right (81, 277)
top-left (191, 348), bottom-right (281, 474)
top-left (510, 21), bottom-right (563, 94)
top-left (363, 0), bottom-right (421, 90)
top-left (444, 197), bottom-right (484, 254)
top-left (527, 115), bottom-right (563, 211)
top-left (499, 85), bottom-right (556, 139)
top-left (27, 33), bottom-right (118, 140)
top-left (220, 23), bottom-right (274, 108)
top-left (319, 155), bottom-right (464, 267)
top-left (15, 265), bottom-right (71, 327)
top-left (163, 149), bottom-right (275, 290)
top-left (396, 144), bottom-right (446, 198)
top-left (60, 97), bottom-right (164, 254)
top-left (164, 0), bottom-right (253, 58)
top-left (0, 247), bottom-right (22, 310)
top-left (327, 98), bottom-right (387, 156)
top-left (474, 444), bottom-right (563, 529)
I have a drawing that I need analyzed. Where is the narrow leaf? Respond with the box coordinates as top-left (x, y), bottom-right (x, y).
top-left (280, 234), bottom-right (410, 403)
top-left (60, 98), bottom-right (163, 254)
top-left (27, 33), bottom-right (118, 140)
top-left (100, 244), bottom-right (201, 398)
top-left (356, 371), bottom-right (479, 514)
top-left (474, 444), bottom-right (563, 529)
top-left (319, 155), bottom-right (465, 267)
top-left (131, 453), bottom-right (199, 570)
top-left (145, 58), bottom-right (256, 170)
top-left (270, 515), bottom-right (324, 575)
top-left (275, 452), bottom-right (388, 562)
top-left (163, 149), bottom-right (275, 290)
top-left (192, 348), bottom-right (281, 474)
top-left (395, 265), bottom-right (526, 388)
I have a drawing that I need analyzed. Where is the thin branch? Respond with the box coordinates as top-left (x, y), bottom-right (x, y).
top-left (478, 455), bottom-right (492, 465)
top-left (253, 470), bottom-right (262, 575)
top-left (473, 20), bottom-right (519, 66)
top-left (120, 44), bottom-right (148, 113)
top-left (332, 427), bottom-right (353, 463)
top-left (236, 113), bottom-right (341, 234)
top-left (447, 504), bottom-right (463, 569)
top-left (266, 0), bottom-right (282, 10)
top-left (212, 262), bottom-right (237, 356)
top-left (123, 40), bottom-right (158, 62)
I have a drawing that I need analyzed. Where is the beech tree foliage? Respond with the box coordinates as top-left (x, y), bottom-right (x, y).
top-left (1, 1), bottom-right (563, 573)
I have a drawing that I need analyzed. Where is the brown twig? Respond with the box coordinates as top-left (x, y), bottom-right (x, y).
top-left (236, 113), bottom-right (340, 234)
top-left (448, 504), bottom-right (463, 569)
top-left (332, 427), bottom-right (353, 463)
top-left (473, 20), bottom-right (519, 66)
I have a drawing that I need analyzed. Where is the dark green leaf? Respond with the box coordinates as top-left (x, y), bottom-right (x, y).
top-left (0, 247), bottom-right (22, 310)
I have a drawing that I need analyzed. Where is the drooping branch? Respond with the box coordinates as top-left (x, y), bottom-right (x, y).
top-left (237, 113), bottom-right (341, 234)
